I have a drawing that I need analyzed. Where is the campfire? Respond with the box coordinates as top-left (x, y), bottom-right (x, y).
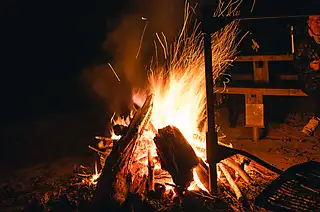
top-left (85, 1), bottom-right (279, 211)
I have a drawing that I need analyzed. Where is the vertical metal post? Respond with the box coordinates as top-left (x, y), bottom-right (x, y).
top-left (203, 29), bottom-right (218, 194)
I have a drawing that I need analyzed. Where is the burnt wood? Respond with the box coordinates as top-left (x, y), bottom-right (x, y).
top-left (91, 95), bottom-right (154, 211)
top-left (154, 125), bottom-right (200, 192)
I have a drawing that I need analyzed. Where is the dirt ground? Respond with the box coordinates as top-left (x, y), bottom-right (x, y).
top-left (0, 107), bottom-right (319, 211)
top-left (216, 107), bottom-right (320, 171)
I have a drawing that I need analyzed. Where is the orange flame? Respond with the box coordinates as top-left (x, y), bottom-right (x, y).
top-left (129, 4), bottom-right (240, 190)
top-left (98, 1), bottom-right (242, 192)
top-left (89, 162), bottom-right (101, 185)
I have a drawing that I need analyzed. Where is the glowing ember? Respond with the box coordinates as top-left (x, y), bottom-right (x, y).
top-left (90, 162), bottom-right (101, 185)
top-left (188, 168), bottom-right (209, 192)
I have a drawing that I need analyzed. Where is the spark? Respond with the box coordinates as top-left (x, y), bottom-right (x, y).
top-left (153, 40), bottom-right (158, 65)
top-left (161, 32), bottom-right (169, 59)
top-left (97, 0), bottom-right (245, 192)
top-left (108, 63), bottom-right (120, 82)
top-left (155, 32), bottom-right (167, 59)
top-left (89, 161), bottom-right (101, 185)
top-left (131, 0), bottom-right (243, 190)
top-left (136, 17), bottom-right (148, 59)
top-left (250, 0), bottom-right (256, 12)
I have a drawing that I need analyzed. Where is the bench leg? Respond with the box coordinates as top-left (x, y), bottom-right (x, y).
top-left (228, 95), bottom-right (238, 128)
top-left (252, 127), bottom-right (260, 142)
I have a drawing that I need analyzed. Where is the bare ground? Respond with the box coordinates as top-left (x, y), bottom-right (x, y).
top-left (0, 107), bottom-right (319, 211)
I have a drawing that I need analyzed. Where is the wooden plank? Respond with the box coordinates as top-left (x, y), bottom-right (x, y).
top-left (235, 55), bottom-right (293, 62)
top-left (253, 60), bottom-right (269, 83)
top-left (214, 87), bottom-right (308, 96)
top-left (245, 94), bottom-right (264, 128)
top-left (245, 93), bottom-right (263, 104)
top-left (231, 74), bottom-right (298, 81)
top-left (231, 74), bottom-right (320, 81)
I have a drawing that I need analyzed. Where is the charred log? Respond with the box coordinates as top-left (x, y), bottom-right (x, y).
top-left (147, 151), bottom-right (155, 192)
top-left (113, 124), bottom-right (128, 136)
top-left (154, 125), bottom-right (199, 192)
top-left (91, 95), bottom-right (154, 211)
top-left (195, 159), bottom-right (210, 191)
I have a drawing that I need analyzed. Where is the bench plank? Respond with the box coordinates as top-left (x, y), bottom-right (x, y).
top-left (236, 55), bottom-right (293, 62)
top-left (214, 87), bottom-right (308, 96)
top-left (231, 74), bottom-right (299, 81)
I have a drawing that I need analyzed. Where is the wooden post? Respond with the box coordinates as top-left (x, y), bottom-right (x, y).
top-left (252, 127), bottom-right (260, 142)
top-left (245, 93), bottom-right (264, 142)
top-left (253, 60), bottom-right (269, 84)
top-left (201, 2), bottom-right (219, 195)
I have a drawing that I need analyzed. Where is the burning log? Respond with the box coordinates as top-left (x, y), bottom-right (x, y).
top-left (147, 150), bottom-right (155, 192)
top-left (129, 174), bottom-right (148, 195)
top-left (221, 158), bottom-right (252, 183)
top-left (113, 124), bottom-right (128, 136)
top-left (195, 159), bottom-right (210, 191)
top-left (154, 125), bottom-right (199, 192)
top-left (91, 94), bottom-right (154, 211)
top-left (218, 163), bottom-right (242, 200)
top-left (195, 155), bottom-right (252, 193)
top-left (95, 136), bottom-right (113, 150)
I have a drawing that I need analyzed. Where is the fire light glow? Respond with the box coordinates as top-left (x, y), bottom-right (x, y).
top-left (90, 1), bottom-right (242, 192)
top-left (129, 3), bottom-right (240, 190)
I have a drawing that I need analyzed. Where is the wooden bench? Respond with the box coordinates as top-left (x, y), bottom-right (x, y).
top-left (216, 54), bottom-right (310, 142)
top-left (215, 87), bottom-right (307, 142)
top-left (231, 74), bottom-right (320, 81)
top-left (235, 55), bottom-right (294, 84)
top-left (215, 87), bottom-right (307, 96)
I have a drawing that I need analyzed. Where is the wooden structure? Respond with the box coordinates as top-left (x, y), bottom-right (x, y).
top-left (215, 54), bottom-right (308, 142)
top-left (200, 3), bottom-right (319, 195)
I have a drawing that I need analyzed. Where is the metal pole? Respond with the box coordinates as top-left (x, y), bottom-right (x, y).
top-left (203, 30), bottom-right (218, 194)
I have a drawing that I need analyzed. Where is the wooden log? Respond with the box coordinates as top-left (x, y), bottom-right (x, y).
top-left (195, 159), bottom-right (209, 191)
top-left (218, 163), bottom-right (242, 200)
top-left (221, 158), bottom-right (252, 183)
top-left (154, 125), bottom-right (199, 192)
top-left (195, 156), bottom-right (252, 192)
top-left (91, 95), bottom-right (154, 211)
top-left (147, 150), bottom-right (155, 191)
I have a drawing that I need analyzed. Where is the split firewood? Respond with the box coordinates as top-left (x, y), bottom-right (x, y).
top-left (195, 156), bottom-right (251, 192)
top-left (91, 94), bottom-right (154, 210)
top-left (147, 150), bottom-right (155, 191)
top-left (218, 163), bottom-right (242, 200)
top-left (154, 169), bottom-right (173, 182)
top-left (154, 125), bottom-right (200, 192)
top-left (113, 169), bottom-right (130, 204)
top-left (195, 159), bottom-right (210, 191)
top-left (221, 158), bottom-right (252, 183)
top-left (131, 174), bottom-right (148, 196)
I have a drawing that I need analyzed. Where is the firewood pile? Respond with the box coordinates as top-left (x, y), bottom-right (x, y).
top-left (87, 94), bottom-right (280, 211)
top-left (11, 94), bottom-right (280, 212)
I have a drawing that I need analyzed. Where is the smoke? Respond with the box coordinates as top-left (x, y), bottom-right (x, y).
top-left (104, 0), bottom-right (186, 87)
top-left (83, 0), bottom-right (186, 114)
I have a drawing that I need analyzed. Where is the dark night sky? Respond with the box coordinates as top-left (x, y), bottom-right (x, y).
top-left (0, 0), bottom-right (319, 127)
top-left (1, 0), bottom-right (125, 126)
